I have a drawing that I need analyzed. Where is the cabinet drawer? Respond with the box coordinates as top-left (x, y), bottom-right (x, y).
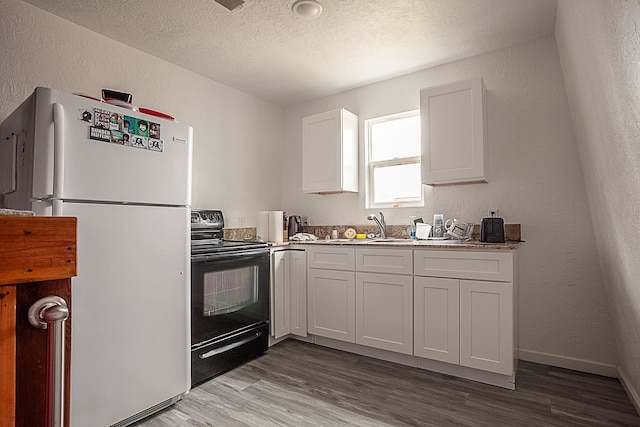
top-left (355, 248), bottom-right (413, 275)
top-left (414, 250), bottom-right (513, 282)
top-left (306, 247), bottom-right (355, 271)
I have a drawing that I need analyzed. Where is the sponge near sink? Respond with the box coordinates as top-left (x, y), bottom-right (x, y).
top-left (344, 228), bottom-right (357, 239)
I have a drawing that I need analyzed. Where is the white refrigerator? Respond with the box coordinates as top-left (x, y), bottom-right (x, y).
top-left (0, 87), bottom-right (192, 426)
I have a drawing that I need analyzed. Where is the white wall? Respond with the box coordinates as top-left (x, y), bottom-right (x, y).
top-left (0, 0), bottom-right (284, 227)
top-left (556, 0), bottom-right (640, 404)
top-left (283, 36), bottom-right (618, 374)
top-left (1, 0), bottom-right (625, 385)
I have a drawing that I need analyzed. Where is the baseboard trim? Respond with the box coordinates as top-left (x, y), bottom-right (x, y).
top-left (518, 348), bottom-right (618, 378)
top-left (618, 367), bottom-right (640, 415)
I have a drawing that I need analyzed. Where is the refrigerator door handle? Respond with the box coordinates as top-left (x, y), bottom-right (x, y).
top-left (52, 103), bottom-right (65, 216)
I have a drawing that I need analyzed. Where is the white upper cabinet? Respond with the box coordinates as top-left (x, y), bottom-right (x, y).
top-left (420, 78), bottom-right (487, 185)
top-left (302, 108), bottom-right (358, 194)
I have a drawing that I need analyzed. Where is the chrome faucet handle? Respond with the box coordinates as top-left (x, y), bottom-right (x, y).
top-left (379, 212), bottom-right (386, 227)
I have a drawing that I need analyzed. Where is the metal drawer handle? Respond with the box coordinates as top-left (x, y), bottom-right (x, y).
top-left (199, 332), bottom-right (262, 359)
top-left (28, 296), bottom-right (69, 427)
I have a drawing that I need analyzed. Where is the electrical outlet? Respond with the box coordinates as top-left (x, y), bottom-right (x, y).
top-left (487, 208), bottom-right (500, 218)
top-left (237, 216), bottom-right (246, 227)
top-left (301, 216), bottom-right (310, 226)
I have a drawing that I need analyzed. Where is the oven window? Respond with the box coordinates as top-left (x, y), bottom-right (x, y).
top-left (203, 266), bottom-right (259, 316)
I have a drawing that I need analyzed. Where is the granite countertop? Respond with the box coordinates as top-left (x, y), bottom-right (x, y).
top-left (226, 223), bottom-right (522, 250)
top-left (289, 238), bottom-right (520, 250)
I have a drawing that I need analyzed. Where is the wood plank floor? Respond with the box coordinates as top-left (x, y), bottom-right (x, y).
top-left (134, 339), bottom-right (640, 426)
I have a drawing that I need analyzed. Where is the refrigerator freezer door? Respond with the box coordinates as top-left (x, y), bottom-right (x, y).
top-left (59, 202), bottom-right (190, 426)
top-left (31, 87), bottom-right (192, 206)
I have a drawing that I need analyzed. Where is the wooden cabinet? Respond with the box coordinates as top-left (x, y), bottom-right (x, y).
top-left (413, 249), bottom-right (515, 376)
top-left (0, 216), bottom-right (77, 427)
top-left (271, 249), bottom-right (307, 339)
top-left (414, 276), bottom-right (459, 364)
top-left (420, 77), bottom-right (487, 185)
top-left (302, 108), bottom-right (358, 194)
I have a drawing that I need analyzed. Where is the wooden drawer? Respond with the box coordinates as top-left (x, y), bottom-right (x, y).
top-left (306, 246), bottom-right (355, 271)
top-left (414, 250), bottom-right (513, 282)
top-left (355, 248), bottom-right (413, 275)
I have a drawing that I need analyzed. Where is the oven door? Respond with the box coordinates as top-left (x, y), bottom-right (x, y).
top-left (191, 248), bottom-right (270, 347)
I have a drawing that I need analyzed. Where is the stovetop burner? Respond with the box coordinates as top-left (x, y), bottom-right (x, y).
top-left (191, 209), bottom-right (268, 257)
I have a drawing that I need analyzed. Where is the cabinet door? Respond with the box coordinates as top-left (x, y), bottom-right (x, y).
top-left (459, 280), bottom-right (513, 375)
top-left (302, 109), bottom-right (358, 193)
top-left (289, 251), bottom-right (307, 337)
top-left (271, 250), bottom-right (290, 339)
top-left (355, 272), bottom-right (413, 354)
top-left (307, 268), bottom-right (355, 342)
top-left (413, 277), bottom-right (459, 364)
top-left (420, 77), bottom-right (487, 185)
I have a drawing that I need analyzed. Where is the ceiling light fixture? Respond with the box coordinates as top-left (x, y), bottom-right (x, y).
top-left (292, 0), bottom-right (323, 19)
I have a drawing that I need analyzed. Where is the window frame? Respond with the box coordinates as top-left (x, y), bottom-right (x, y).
top-left (364, 110), bottom-right (424, 209)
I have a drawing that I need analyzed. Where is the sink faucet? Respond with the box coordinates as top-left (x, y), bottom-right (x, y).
top-left (367, 212), bottom-right (386, 238)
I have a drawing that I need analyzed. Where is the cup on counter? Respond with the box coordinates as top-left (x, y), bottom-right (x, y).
top-left (445, 218), bottom-right (471, 239)
top-left (415, 223), bottom-right (432, 240)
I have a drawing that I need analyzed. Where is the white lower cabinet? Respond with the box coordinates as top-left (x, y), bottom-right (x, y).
top-left (413, 276), bottom-right (459, 364)
top-left (355, 272), bottom-right (413, 354)
top-left (303, 245), bottom-right (517, 387)
top-left (271, 250), bottom-right (288, 339)
top-left (306, 246), bottom-right (413, 350)
top-left (413, 250), bottom-right (516, 377)
top-left (307, 267), bottom-right (356, 342)
top-left (459, 279), bottom-right (513, 375)
top-left (271, 249), bottom-right (307, 339)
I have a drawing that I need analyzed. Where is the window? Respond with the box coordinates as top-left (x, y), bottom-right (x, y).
top-left (365, 110), bottom-right (423, 208)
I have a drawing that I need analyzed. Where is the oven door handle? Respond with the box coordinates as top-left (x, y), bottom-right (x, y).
top-left (198, 331), bottom-right (263, 359)
top-left (191, 249), bottom-right (268, 263)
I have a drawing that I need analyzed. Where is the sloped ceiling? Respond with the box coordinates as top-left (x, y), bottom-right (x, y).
top-left (22, 0), bottom-right (557, 107)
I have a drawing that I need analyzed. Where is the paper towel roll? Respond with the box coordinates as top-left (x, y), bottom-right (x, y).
top-left (256, 211), bottom-right (269, 241)
top-left (268, 210), bottom-right (284, 243)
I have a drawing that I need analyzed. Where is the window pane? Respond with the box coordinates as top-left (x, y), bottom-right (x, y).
top-left (370, 114), bottom-right (421, 161)
top-left (373, 163), bottom-right (421, 204)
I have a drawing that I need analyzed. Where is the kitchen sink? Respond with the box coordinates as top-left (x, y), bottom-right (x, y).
top-left (313, 238), bottom-right (354, 243)
top-left (362, 237), bottom-right (416, 245)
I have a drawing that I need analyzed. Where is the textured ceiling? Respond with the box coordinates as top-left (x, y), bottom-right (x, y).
top-left (22, 0), bottom-right (558, 107)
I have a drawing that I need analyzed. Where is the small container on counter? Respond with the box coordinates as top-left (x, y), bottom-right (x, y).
top-left (433, 214), bottom-right (444, 238)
